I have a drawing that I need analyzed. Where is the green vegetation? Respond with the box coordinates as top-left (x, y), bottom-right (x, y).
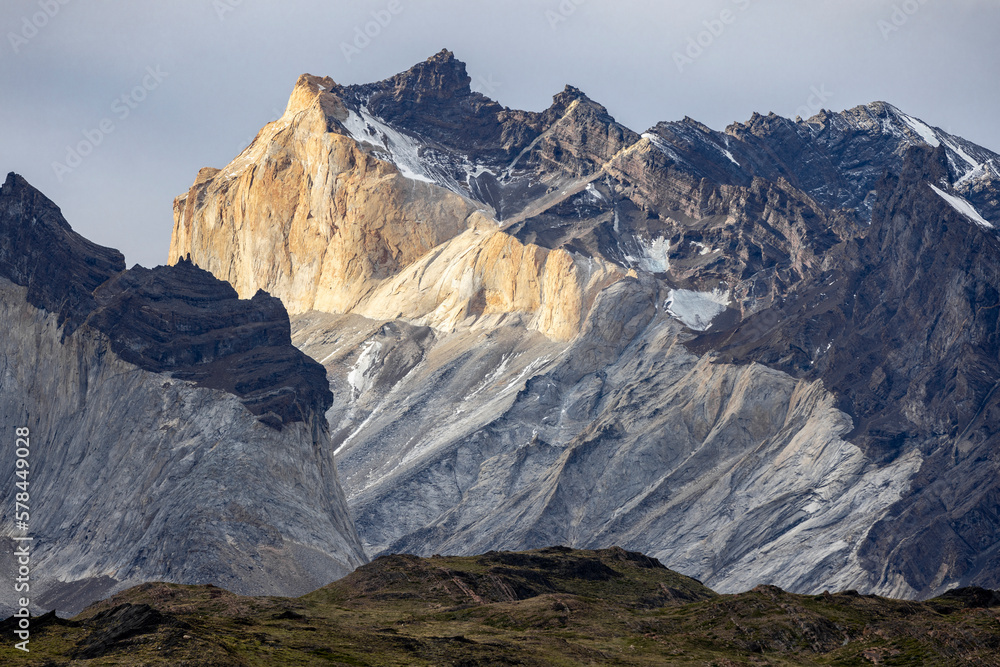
top-left (3, 546), bottom-right (999, 665)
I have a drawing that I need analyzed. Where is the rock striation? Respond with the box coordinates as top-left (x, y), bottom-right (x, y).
top-left (693, 145), bottom-right (1000, 595)
top-left (164, 51), bottom-right (1000, 600)
top-left (0, 174), bottom-right (365, 616)
top-left (85, 258), bottom-right (332, 427)
top-left (170, 53), bottom-right (628, 341)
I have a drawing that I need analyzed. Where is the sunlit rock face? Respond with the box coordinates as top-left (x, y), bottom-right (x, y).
top-left (173, 51), bottom-right (1000, 599)
top-left (0, 173), bottom-right (366, 616)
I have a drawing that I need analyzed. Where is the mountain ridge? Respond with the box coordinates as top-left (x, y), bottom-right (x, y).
top-left (0, 174), bottom-right (365, 616)
top-left (166, 50), bottom-right (1000, 600)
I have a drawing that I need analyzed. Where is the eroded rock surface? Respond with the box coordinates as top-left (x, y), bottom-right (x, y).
top-left (0, 175), bottom-right (365, 616)
top-left (163, 51), bottom-right (1000, 599)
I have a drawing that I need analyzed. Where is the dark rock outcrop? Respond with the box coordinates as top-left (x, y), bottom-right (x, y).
top-left (0, 173), bottom-right (331, 427)
top-left (0, 175), bottom-right (366, 617)
top-left (86, 259), bottom-right (333, 427)
top-left (0, 172), bottom-right (125, 332)
top-left (72, 603), bottom-right (185, 659)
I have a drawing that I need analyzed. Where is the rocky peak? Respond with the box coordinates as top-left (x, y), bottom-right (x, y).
top-left (334, 50), bottom-right (534, 164)
top-left (544, 85), bottom-right (604, 117)
top-left (146, 53), bottom-right (1000, 601)
top-left (0, 172), bottom-right (125, 333)
top-left (383, 48), bottom-right (473, 103)
top-left (2, 173), bottom-right (332, 428)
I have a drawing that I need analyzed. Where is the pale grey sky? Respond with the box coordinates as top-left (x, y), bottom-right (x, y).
top-left (2, 0), bottom-right (997, 268)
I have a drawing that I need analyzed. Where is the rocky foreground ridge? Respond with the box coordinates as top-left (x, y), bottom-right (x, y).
top-left (170, 50), bottom-right (1000, 600)
top-left (0, 173), bottom-right (365, 615)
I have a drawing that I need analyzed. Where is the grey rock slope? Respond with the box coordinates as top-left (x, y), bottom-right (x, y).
top-left (293, 279), bottom-right (919, 597)
top-left (177, 52), bottom-right (1000, 600)
top-left (693, 145), bottom-right (1000, 596)
top-left (0, 173), bottom-right (365, 615)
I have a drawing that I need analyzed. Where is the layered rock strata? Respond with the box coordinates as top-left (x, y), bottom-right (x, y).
top-left (0, 174), bottom-right (365, 615)
top-left (169, 51), bottom-right (1000, 599)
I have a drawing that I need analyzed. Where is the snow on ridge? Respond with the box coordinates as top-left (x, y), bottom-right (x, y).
top-left (897, 111), bottom-right (941, 148)
top-left (887, 105), bottom-right (982, 177)
top-left (642, 132), bottom-right (685, 163)
top-left (666, 288), bottom-right (730, 331)
top-left (340, 107), bottom-right (437, 184)
top-left (941, 136), bottom-right (979, 170)
top-left (929, 183), bottom-right (994, 230)
top-left (955, 160), bottom-right (997, 187)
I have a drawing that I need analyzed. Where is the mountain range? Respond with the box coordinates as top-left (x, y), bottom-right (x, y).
top-left (4, 50), bottom-right (1000, 618)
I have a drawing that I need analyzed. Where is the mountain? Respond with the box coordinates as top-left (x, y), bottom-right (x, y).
top-left (0, 173), bottom-right (365, 616)
top-left (7, 547), bottom-right (1000, 665)
top-left (168, 50), bottom-right (1000, 600)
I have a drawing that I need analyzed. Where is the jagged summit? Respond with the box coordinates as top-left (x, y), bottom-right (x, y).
top-left (362, 48), bottom-right (474, 102)
top-left (167, 54), bottom-right (1000, 600)
top-left (1, 175), bottom-right (366, 617)
top-left (0, 173), bottom-right (332, 428)
top-left (0, 172), bottom-right (125, 332)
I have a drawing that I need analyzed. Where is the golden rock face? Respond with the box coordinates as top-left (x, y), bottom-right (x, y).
top-left (170, 74), bottom-right (622, 341)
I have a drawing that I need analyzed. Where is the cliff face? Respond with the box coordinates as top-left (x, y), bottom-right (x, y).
top-left (170, 64), bottom-right (623, 341)
top-left (693, 146), bottom-right (1000, 595)
top-left (0, 174), bottom-right (365, 615)
top-left (168, 51), bottom-right (1000, 600)
top-left (86, 259), bottom-right (332, 427)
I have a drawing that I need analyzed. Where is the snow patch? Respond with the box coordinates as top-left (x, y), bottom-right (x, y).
top-left (340, 107), bottom-right (436, 184)
top-left (666, 288), bottom-right (730, 331)
top-left (624, 236), bottom-right (671, 273)
top-left (502, 356), bottom-right (551, 395)
top-left (642, 133), bottom-right (685, 163)
top-left (928, 184), bottom-right (994, 229)
top-left (722, 149), bottom-right (740, 166)
top-left (898, 112), bottom-right (940, 147)
top-left (464, 164), bottom-right (494, 182)
top-left (585, 182), bottom-right (605, 202)
top-left (941, 136), bottom-right (979, 170)
top-left (347, 341), bottom-right (383, 398)
top-left (464, 353), bottom-right (517, 402)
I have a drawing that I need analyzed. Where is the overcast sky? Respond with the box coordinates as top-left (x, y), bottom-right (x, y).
top-left (2, 0), bottom-right (997, 268)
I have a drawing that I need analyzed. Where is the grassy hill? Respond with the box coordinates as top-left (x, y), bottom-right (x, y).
top-left (4, 546), bottom-right (1000, 665)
